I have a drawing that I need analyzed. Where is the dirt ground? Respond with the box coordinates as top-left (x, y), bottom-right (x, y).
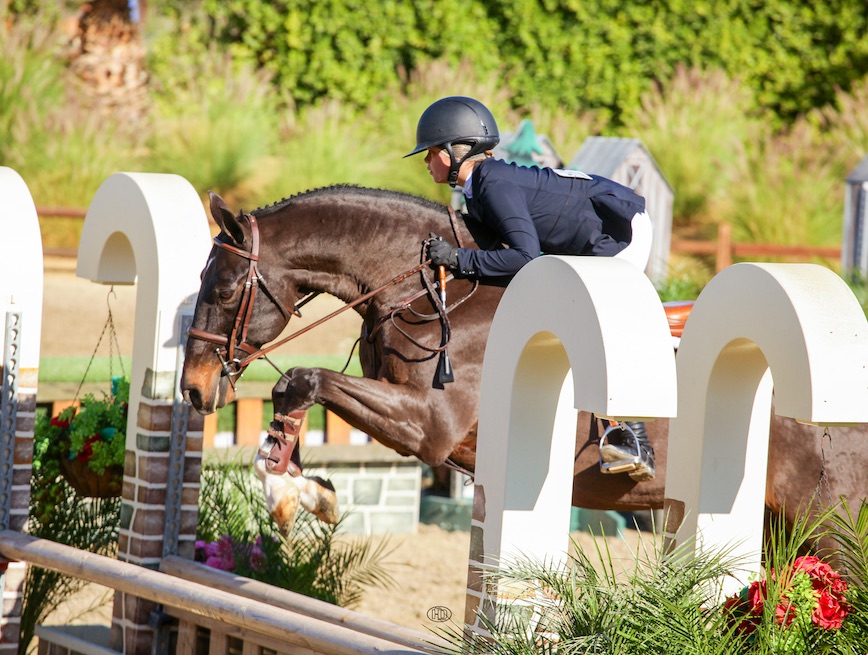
top-left (40, 258), bottom-right (649, 638)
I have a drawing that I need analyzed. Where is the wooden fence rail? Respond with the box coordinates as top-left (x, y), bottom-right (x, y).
top-left (41, 208), bottom-right (841, 275)
top-left (0, 530), bottom-right (437, 655)
top-left (671, 222), bottom-right (841, 272)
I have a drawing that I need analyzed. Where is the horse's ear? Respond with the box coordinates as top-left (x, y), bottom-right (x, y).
top-left (208, 191), bottom-right (246, 245)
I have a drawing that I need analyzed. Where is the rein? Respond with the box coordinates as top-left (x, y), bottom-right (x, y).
top-left (187, 208), bottom-right (470, 386)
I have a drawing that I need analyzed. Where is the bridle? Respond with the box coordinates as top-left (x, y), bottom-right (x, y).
top-left (186, 214), bottom-right (311, 388)
top-left (186, 210), bottom-right (474, 389)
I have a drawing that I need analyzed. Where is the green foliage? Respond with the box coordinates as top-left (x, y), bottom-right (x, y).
top-left (144, 44), bottom-right (283, 199)
top-left (0, 19), bottom-right (66, 168)
top-left (197, 457), bottom-right (395, 607)
top-left (623, 66), bottom-right (759, 227)
top-left (23, 431), bottom-right (121, 653)
top-left (440, 501), bottom-right (868, 654)
top-left (150, 0), bottom-right (868, 127)
top-left (66, 377), bottom-right (129, 475)
top-left (725, 119), bottom-right (843, 248)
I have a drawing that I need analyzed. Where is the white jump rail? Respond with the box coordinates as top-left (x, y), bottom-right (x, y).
top-left (0, 530), bottom-right (441, 655)
top-left (158, 555), bottom-right (447, 653)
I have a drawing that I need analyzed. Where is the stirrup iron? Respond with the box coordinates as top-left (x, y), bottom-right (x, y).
top-left (599, 421), bottom-right (642, 475)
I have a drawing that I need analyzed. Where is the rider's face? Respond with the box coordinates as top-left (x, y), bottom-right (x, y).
top-left (425, 147), bottom-right (451, 184)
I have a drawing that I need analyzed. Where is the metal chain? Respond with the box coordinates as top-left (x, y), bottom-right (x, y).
top-left (816, 426), bottom-right (833, 506)
top-left (74, 286), bottom-right (126, 402)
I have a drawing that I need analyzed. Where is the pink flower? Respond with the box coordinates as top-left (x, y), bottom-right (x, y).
top-left (204, 555), bottom-right (234, 571)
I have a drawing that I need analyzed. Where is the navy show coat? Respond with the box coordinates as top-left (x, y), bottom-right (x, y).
top-left (456, 158), bottom-right (645, 278)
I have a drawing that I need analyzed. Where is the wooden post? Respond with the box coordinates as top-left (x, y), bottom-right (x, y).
top-left (325, 411), bottom-right (353, 445)
top-left (203, 413), bottom-right (218, 449)
top-left (235, 398), bottom-right (264, 447)
top-left (715, 221), bottom-right (733, 271)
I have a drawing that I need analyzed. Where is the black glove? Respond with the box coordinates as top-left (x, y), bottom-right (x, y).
top-left (427, 239), bottom-right (459, 271)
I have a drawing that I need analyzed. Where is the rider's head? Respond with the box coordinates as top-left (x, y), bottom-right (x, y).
top-left (405, 96), bottom-right (499, 187)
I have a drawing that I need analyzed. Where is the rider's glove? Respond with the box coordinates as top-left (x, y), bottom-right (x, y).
top-left (427, 238), bottom-right (459, 271)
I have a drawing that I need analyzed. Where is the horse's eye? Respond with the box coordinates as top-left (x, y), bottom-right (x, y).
top-left (217, 288), bottom-right (235, 301)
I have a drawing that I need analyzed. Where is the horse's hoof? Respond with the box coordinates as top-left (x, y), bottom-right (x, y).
top-left (303, 476), bottom-right (340, 524)
top-left (272, 494), bottom-right (300, 537)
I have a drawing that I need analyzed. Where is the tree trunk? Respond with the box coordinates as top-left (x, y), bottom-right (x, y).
top-left (67, 0), bottom-right (148, 122)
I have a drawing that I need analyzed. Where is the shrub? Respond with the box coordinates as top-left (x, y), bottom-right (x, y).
top-left (197, 457), bottom-right (394, 607)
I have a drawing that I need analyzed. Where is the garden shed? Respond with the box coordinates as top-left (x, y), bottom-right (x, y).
top-left (842, 154), bottom-right (868, 280)
top-left (568, 137), bottom-right (673, 283)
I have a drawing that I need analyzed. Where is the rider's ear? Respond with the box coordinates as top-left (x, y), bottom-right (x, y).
top-left (208, 191), bottom-right (246, 245)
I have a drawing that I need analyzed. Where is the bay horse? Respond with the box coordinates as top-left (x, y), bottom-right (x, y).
top-left (180, 186), bottom-right (866, 537)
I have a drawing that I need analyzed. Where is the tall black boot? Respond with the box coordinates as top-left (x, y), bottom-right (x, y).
top-left (599, 420), bottom-right (655, 481)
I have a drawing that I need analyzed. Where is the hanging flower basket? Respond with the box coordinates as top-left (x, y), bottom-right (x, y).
top-left (59, 458), bottom-right (124, 498)
top-left (37, 377), bottom-right (130, 499)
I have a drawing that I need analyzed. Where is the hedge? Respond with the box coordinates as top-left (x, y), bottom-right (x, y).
top-left (149, 0), bottom-right (868, 126)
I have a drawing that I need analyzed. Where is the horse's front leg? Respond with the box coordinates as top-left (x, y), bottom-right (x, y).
top-left (252, 453), bottom-right (339, 535)
top-left (271, 367), bottom-right (462, 466)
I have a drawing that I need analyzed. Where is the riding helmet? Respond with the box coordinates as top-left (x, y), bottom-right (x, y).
top-left (405, 96), bottom-right (500, 158)
top-left (405, 96), bottom-right (499, 186)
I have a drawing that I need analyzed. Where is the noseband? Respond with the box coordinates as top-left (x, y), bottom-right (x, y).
top-left (186, 214), bottom-right (304, 388)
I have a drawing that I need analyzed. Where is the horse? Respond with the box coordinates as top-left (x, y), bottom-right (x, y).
top-left (180, 186), bottom-right (866, 539)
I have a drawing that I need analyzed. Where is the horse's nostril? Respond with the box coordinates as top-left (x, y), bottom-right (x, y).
top-left (185, 388), bottom-right (203, 411)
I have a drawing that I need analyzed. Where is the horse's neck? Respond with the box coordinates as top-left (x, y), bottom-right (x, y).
top-left (260, 195), bottom-right (443, 309)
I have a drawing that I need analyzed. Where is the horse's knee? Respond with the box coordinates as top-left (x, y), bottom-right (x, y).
top-left (275, 367), bottom-right (321, 412)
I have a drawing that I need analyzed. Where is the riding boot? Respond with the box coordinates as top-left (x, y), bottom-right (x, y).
top-left (599, 420), bottom-right (656, 481)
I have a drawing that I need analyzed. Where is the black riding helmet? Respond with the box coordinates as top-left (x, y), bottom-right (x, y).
top-left (405, 96), bottom-right (500, 187)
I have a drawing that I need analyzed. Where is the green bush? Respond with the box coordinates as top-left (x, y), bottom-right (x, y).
top-left (197, 457), bottom-right (394, 607)
top-left (149, 0), bottom-right (868, 127)
top-left (443, 501), bottom-right (868, 654)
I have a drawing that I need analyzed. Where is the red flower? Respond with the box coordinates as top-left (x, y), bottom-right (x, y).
top-left (813, 589), bottom-right (848, 630)
top-left (746, 579), bottom-right (766, 614)
top-left (51, 416), bottom-right (71, 429)
top-left (775, 600), bottom-right (796, 627)
top-left (794, 555), bottom-right (837, 585)
top-left (76, 434), bottom-right (101, 462)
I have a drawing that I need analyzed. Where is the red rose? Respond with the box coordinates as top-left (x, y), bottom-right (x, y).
top-left (775, 600), bottom-right (796, 627)
top-left (794, 555), bottom-right (837, 586)
top-left (51, 416), bottom-right (71, 429)
top-left (747, 579), bottom-right (766, 614)
top-left (813, 589), bottom-right (848, 630)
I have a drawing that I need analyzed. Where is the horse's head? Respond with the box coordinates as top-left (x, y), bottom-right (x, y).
top-left (181, 192), bottom-right (299, 413)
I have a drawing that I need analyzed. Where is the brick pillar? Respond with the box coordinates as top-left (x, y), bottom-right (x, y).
top-left (0, 367), bottom-right (37, 654)
top-left (111, 379), bottom-right (203, 654)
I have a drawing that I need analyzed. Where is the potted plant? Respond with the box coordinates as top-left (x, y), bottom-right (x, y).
top-left (35, 377), bottom-right (129, 499)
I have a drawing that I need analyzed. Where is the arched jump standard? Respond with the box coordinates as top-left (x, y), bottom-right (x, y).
top-left (0, 167), bottom-right (44, 653)
top-left (665, 263), bottom-right (868, 592)
top-left (466, 256), bottom-right (677, 630)
top-left (76, 172), bottom-right (211, 654)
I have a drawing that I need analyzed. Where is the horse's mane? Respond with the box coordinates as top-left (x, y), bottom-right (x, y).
top-left (252, 184), bottom-right (444, 219)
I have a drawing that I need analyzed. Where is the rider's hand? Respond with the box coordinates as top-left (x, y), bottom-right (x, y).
top-left (427, 238), bottom-right (459, 271)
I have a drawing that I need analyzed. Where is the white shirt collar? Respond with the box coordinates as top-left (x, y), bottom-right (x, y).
top-left (462, 169), bottom-right (474, 199)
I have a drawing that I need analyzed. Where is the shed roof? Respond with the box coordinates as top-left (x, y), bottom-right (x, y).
top-left (847, 155), bottom-right (868, 183)
top-left (568, 137), bottom-right (673, 192)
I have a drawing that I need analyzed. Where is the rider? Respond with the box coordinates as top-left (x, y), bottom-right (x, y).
top-left (406, 95), bottom-right (656, 480)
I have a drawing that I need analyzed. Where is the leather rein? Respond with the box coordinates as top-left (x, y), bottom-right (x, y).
top-left (186, 208), bottom-right (475, 389)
